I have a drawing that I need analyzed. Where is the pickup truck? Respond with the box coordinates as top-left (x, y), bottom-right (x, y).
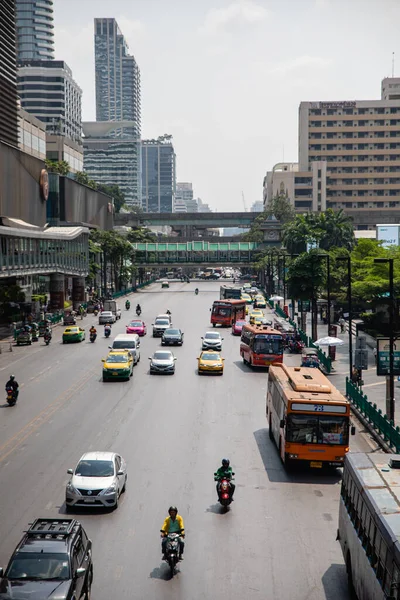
top-left (103, 300), bottom-right (121, 320)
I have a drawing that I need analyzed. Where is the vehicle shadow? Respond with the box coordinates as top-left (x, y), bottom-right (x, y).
top-left (205, 503), bottom-right (229, 515)
top-left (253, 428), bottom-right (342, 485)
top-left (58, 502), bottom-right (113, 516)
top-left (233, 361), bottom-right (269, 373)
top-left (321, 563), bottom-right (350, 599)
top-left (0, 403), bottom-right (13, 409)
top-left (149, 565), bottom-right (177, 581)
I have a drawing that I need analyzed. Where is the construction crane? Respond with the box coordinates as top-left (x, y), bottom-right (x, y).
top-left (242, 191), bottom-right (247, 212)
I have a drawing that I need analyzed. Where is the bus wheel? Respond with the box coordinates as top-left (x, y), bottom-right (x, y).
top-left (346, 553), bottom-right (356, 599)
top-left (212, 324), bottom-right (216, 328)
top-left (268, 416), bottom-right (273, 440)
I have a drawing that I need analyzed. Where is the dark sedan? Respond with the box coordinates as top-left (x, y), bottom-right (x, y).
top-left (161, 328), bottom-right (184, 346)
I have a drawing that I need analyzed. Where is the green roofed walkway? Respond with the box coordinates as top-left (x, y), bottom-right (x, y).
top-left (130, 241), bottom-right (260, 265)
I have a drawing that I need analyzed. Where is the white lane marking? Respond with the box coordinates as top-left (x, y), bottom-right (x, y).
top-left (115, 565), bottom-right (123, 580)
top-left (45, 501), bottom-right (52, 510)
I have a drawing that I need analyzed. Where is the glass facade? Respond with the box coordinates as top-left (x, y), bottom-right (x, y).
top-left (0, 0), bottom-right (19, 147)
top-left (142, 142), bottom-right (176, 213)
top-left (16, 0), bottom-right (54, 62)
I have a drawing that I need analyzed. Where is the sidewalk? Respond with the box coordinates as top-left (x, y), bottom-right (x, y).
top-left (301, 313), bottom-right (399, 425)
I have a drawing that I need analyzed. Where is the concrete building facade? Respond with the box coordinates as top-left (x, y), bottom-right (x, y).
top-left (18, 107), bottom-right (46, 159)
top-left (15, 0), bottom-right (55, 62)
top-left (141, 139), bottom-right (176, 213)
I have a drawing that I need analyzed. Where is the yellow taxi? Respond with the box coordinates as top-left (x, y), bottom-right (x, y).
top-left (197, 350), bottom-right (225, 375)
top-left (62, 326), bottom-right (85, 343)
top-left (102, 349), bottom-right (134, 381)
top-left (249, 309), bottom-right (264, 324)
top-left (241, 293), bottom-right (253, 305)
top-left (254, 295), bottom-right (267, 308)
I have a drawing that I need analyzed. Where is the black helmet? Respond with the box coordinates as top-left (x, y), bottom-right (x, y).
top-left (168, 506), bottom-right (178, 515)
top-left (222, 458), bottom-right (230, 467)
top-left (9, 375), bottom-right (15, 381)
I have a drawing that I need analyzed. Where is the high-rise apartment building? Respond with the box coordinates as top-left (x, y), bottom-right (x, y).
top-left (250, 201), bottom-right (263, 212)
top-left (175, 182), bottom-right (196, 212)
top-left (15, 0), bottom-right (54, 62)
top-left (141, 139), bottom-right (176, 212)
top-left (299, 89), bottom-right (400, 215)
top-left (18, 61), bottom-right (82, 142)
top-left (0, 0), bottom-right (19, 147)
top-left (92, 18), bottom-right (141, 205)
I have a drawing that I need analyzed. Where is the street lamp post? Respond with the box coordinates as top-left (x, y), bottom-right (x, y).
top-left (374, 258), bottom-right (395, 422)
top-left (337, 256), bottom-right (353, 380)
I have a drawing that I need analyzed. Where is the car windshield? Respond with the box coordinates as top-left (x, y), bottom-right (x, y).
top-left (205, 333), bottom-right (220, 339)
top-left (165, 329), bottom-right (180, 335)
top-left (6, 553), bottom-right (70, 580)
top-left (154, 352), bottom-right (173, 360)
top-left (129, 321), bottom-right (142, 327)
top-left (286, 415), bottom-right (349, 445)
top-left (107, 354), bottom-right (129, 363)
top-left (202, 353), bottom-right (221, 361)
top-left (65, 328), bottom-right (78, 333)
top-left (75, 459), bottom-right (114, 477)
top-left (112, 342), bottom-right (134, 349)
top-left (155, 320), bottom-right (169, 325)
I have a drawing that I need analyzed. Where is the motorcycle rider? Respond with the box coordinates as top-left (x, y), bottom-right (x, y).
top-left (5, 374), bottom-right (19, 400)
top-left (214, 458), bottom-right (235, 500)
top-left (195, 288), bottom-right (199, 295)
top-left (136, 303), bottom-right (141, 315)
top-left (166, 309), bottom-right (171, 316)
top-left (104, 322), bottom-right (112, 336)
top-left (89, 325), bottom-right (97, 338)
top-left (160, 506), bottom-right (185, 560)
top-left (125, 299), bottom-right (130, 309)
top-left (44, 325), bottom-right (52, 342)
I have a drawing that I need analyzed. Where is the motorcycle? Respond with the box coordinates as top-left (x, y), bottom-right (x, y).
top-left (125, 301), bottom-right (130, 310)
top-left (94, 309), bottom-right (99, 317)
top-left (215, 476), bottom-right (234, 510)
top-left (90, 332), bottom-right (97, 343)
top-left (44, 332), bottom-right (52, 346)
top-left (163, 533), bottom-right (182, 575)
top-left (289, 340), bottom-right (305, 354)
top-left (136, 307), bottom-right (141, 316)
top-left (6, 386), bottom-right (17, 406)
top-left (195, 288), bottom-right (199, 295)
top-left (104, 326), bottom-right (111, 338)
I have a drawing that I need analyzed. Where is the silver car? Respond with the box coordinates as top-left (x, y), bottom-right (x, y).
top-left (201, 331), bottom-right (223, 351)
top-left (99, 311), bottom-right (116, 324)
top-left (149, 350), bottom-right (176, 374)
top-left (65, 451), bottom-right (127, 510)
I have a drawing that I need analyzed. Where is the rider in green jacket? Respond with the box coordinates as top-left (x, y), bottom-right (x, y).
top-left (214, 458), bottom-right (235, 499)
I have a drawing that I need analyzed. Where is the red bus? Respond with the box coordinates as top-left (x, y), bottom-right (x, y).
top-left (240, 324), bottom-right (283, 367)
top-left (211, 299), bottom-right (246, 327)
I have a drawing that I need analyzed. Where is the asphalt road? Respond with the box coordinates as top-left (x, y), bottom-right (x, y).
top-left (0, 281), bottom-right (376, 599)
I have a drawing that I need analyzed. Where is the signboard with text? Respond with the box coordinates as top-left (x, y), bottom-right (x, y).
top-left (377, 338), bottom-right (400, 376)
top-left (376, 225), bottom-right (400, 248)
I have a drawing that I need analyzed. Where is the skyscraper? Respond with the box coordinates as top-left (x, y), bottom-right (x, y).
top-left (15, 0), bottom-right (55, 62)
top-left (94, 18), bottom-right (141, 136)
top-left (142, 139), bottom-right (176, 212)
top-left (92, 18), bottom-right (141, 205)
top-left (0, 0), bottom-right (19, 146)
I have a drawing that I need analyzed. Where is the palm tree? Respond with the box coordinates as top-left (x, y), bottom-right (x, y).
top-left (318, 209), bottom-right (355, 250)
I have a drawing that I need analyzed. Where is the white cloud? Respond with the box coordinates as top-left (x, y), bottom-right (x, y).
top-left (269, 55), bottom-right (333, 75)
top-left (200, 0), bottom-right (268, 35)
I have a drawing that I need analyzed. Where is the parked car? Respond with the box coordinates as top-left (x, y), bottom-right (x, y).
top-left (0, 518), bottom-right (93, 600)
top-left (149, 350), bottom-right (177, 374)
top-left (66, 451), bottom-right (127, 509)
top-left (16, 330), bottom-right (32, 346)
top-left (99, 310), bottom-right (116, 325)
top-left (162, 328), bottom-right (184, 346)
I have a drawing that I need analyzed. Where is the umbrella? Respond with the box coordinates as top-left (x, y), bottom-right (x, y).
top-left (269, 295), bottom-right (284, 302)
top-left (316, 298), bottom-right (328, 304)
top-left (314, 336), bottom-right (344, 347)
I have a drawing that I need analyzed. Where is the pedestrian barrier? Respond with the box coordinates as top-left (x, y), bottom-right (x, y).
top-left (112, 279), bottom-right (157, 299)
top-left (346, 377), bottom-right (400, 453)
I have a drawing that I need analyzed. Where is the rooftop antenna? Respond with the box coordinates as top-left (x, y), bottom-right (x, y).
top-left (393, 52), bottom-right (395, 78)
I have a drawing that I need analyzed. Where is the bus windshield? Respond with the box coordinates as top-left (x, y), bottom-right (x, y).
top-left (212, 306), bottom-right (231, 317)
top-left (286, 414), bottom-right (349, 445)
top-left (253, 335), bottom-right (282, 355)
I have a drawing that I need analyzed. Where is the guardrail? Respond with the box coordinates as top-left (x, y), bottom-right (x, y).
top-left (112, 279), bottom-right (157, 299)
top-left (346, 377), bottom-right (400, 452)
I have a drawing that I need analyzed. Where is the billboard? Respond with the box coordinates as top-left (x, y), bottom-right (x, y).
top-left (376, 338), bottom-right (400, 376)
top-left (376, 225), bottom-right (400, 248)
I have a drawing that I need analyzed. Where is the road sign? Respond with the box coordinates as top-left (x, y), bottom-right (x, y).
top-left (376, 338), bottom-right (400, 376)
top-left (355, 349), bottom-right (368, 370)
top-left (298, 300), bottom-right (310, 312)
top-left (356, 336), bottom-right (367, 350)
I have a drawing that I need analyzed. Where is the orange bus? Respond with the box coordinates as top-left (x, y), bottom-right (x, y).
top-left (210, 299), bottom-right (246, 327)
top-left (267, 364), bottom-right (353, 469)
top-left (240, 324), bottom-right (283, 367)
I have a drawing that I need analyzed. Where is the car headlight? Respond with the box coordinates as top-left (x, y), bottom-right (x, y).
top-left (101, 483), bottom-right (117, 495)
top-left (66, 483), bottom-right (80, 495)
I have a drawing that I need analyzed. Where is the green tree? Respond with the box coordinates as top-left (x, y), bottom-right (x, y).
top-left (241, 193), bottom-right (295, 242)
top-left (286, 250), bottom-right (327, 339)
top-left (127, 227), bottom-right (156, 243)
top-left (282, 209), bottom-right (355, 254)
top-left (97, 183), bottom-right (125, 213)
top-left (45, 159), bottom-right (70, 176)
top-left (90, 230), bottom-right (135, 291)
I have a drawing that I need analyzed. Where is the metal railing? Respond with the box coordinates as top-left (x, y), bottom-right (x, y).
top-left (346, 377), bottom-right (400, 452)
top-left (112, 279), bottom-right (157, 299)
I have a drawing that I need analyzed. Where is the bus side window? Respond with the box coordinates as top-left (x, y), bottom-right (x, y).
top-left (377, 540), bottom-right (387, 586)
top-left (390, 564), bottom-right (400, 599)
top-left (366, 519), bottom-right (376, 562)
top-left (384, 557), bottom-right (394, 596)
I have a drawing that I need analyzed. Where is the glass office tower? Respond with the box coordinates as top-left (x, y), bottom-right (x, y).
top-left (15, 0), bottom-right (55, 62)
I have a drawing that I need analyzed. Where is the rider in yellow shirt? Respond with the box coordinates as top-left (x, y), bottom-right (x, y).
top-left (160, 506), bottom-right (185, 560)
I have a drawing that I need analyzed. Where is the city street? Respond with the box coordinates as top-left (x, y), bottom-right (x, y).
top-left (0, 281), bottom-right (375, 600)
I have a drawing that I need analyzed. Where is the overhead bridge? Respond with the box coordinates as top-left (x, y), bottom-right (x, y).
top-left (131, 240), bottom-right (260, 266)
top-left (116, 211), bottom-right (257, 228)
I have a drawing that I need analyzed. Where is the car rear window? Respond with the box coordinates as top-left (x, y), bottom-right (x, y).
top-left (165, 329), bottom-right (180, 335)
top-left (155, 319), bottom-right (169, 325)
top-left (112, 341), bottom-right (136, 349)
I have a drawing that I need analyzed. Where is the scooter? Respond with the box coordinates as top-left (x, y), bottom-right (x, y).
top-left (163, 533), bottom-right (182, 576)
top-left (104, 326), bottom-right (111, 338)
top-left (136, 308), bottom-right (141, 317)
top-left (125, 301), bottom-right (130, 310)
top-left (289, 340), bottom-right (305, 354)
top-left (195, 288), bottom-right (199, 295)
top-left (215, 476), bottom-right (234, 510)
top-left (90, 332), bottom-right (97, 343)
top-left (44, 332), bottom-right (52, 346)
top-left (6, 386), bottom-right (17, 406)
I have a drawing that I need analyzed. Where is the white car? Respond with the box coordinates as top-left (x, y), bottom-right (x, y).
top-left (65, 451), bottom-right (127, 510)
top-left (99, 310), bottom-right (116, 324)
top-left (201, 331), bottom-right (223, 351)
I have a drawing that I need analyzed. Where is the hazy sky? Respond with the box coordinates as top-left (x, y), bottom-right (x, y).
top-left (54, 0), bottom-right (400, 211)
